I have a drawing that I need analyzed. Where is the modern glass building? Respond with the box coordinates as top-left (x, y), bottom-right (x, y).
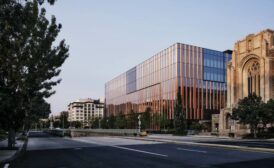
top-left (105, 43), bottom-right (232, 129)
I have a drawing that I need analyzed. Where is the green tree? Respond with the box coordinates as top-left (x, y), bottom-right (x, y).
top-left (0, 0), bottom-right (69, 148)
top-left (53, 120), bottom-right (60, 128)
top-left (160, 111), bottom-right (169, 130)
top-left (152, 112), bottom-right (160, 130)
top-left (91, 118), bottom-right (100, 128)
top-left (115, 112), bottom-right (127, 129)
top-left (25, 97), bottom-right (51, 129)
top-left (100, 117), bottom-right (109, 129)
top-left (59, 111), bottom-right (69, 129)
top-left (232, 93), bottom-right (265, 138)
top-left (174, 87), bottom-right (187, 135)
top-left (127, 110), bottom-right (138, 129)
top-left (70, 121), bottom-right (82, 129)
top-left (141, 107), bottom-right (151, 130)
top-left (108, 114), bottom-right (116, 129)
top-left (262, 99), bottom-right (274, 129)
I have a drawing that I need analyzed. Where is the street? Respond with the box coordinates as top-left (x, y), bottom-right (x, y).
top-left (9, 132), bottom-right (274, 168)
top-left (145, 134), bottom-right (274, 148)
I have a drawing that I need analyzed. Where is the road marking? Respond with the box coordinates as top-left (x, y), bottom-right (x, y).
top-left (74, 148), bottom-right (82, 150)
top-left (177, 147), bottom-right (207, 153)
top-left (71, 138), bottom-right (168, 157)
top-left (110, 145), bottom-right (168, 157)
top-left (4, 163), bottom-right (9, 168)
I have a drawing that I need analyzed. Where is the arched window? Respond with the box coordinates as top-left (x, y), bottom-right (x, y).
top-left (247, 61), bottom-right (260, 95)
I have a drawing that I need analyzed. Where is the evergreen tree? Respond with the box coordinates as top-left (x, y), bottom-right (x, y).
top-left (91, 118), bottom-right (100, 129)
top-left (115, 112), bottom-right (127, 129)
top-left (174, 87), bottom-right (187, 135)
top-left (108, 114), bottom-right (116, 129)
top-left (142, 107), bottom-right (151, 130)
top-left (0, 0), bottom-right (69, 148)
top-left (160, 111), bottom-right (169, 130)
top-left (127, 110), bottom-right (138, 129)
top-left (59, 111), bottom-right (69, 129)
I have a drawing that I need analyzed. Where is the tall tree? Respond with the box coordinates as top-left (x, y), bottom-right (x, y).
top-left (0, 0), bottom-right (69, 148)
top-left (262, 99), bottom-right (274, 129)
top-left (142, 107), bottom-right (151, 130)
top-left (25, 97), bottom-right (51, 130)
top-left (232, 93), bottom-right (265, 138)
top-left (59, 111), bottom-right (69, 129)
top-left (127, 110), bottom-right (138, 129)
top-left (160, 111), bottom-right (169, 130)
top-left (91, 118), bottom-right (100, 129)
top-left (174, 87), bottom-right (187, 134)
top-left (100, 117), bottom-right (109, 129)
top-left (115, 112), bottom-right (126, 129)
top-left (108, 114), bottom-right (116, 129)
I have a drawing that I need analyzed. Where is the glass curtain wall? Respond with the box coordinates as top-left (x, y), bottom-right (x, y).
top-left (105, 43), bottom-right (232, 130)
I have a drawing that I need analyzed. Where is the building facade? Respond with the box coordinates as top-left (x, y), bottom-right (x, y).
top-left (68, 98), bottom-right (104, 126)
top-left (218, 29), bottom-right (274, 136)
top-left (105, 43), bottom-right (232, 129)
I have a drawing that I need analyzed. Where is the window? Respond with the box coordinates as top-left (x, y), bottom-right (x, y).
top-left (248, 40), bottom-right (252, 50)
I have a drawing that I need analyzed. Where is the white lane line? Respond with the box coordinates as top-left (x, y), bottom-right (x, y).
top-left (110, 145), bottom-right (168, 157)
top-left (4, 163), bottom-right (9, 168)
top-left (72, 138), bottom-right (168, 157)
top-left (177, 147), bottom-right (207, 153)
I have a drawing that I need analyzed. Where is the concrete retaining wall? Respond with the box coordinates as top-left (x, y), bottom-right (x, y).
top-left (45, 129), bottom-right (138, 137)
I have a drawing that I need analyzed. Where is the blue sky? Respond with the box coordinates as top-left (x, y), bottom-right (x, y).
top-left (45, 0), bottom-right (274, 114)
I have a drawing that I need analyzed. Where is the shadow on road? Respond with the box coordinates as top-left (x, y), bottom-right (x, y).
top-left (214, 157), bottom-right (274, 168)
top-left (199, 140), bottom-right (274, 148)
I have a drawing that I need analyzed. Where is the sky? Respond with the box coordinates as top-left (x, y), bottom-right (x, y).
top-left (44, 0), bottom-right (274, 115)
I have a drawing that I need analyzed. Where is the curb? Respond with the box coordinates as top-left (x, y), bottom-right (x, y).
top-left (124, 137), bottom-right (274, 154)
top-left (0, 137), bottom-right (28, 166)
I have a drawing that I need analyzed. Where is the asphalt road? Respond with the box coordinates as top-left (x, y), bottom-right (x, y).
top-left (8, 132), bottom-right (274, 168)
top-left (198, 139), bottom-right (274, 148)
top-left (147, 134), bottom-right (274, 149)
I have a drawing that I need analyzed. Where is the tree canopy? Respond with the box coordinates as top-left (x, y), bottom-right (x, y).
top-left (232, 93), bottom-right (265, 138)
top-left (174, 87), bottom-right (187, 134)
top-left (0, 0), bottom-right (69, 147)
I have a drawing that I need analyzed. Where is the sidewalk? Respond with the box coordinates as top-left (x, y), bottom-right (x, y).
top-left (0, 138), bottom-right (25, 165)
top-left (124, 134), bottom-right (274, 154)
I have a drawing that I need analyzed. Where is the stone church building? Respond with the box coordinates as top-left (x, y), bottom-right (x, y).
top-left (215, 29), bottom-right (274, 136)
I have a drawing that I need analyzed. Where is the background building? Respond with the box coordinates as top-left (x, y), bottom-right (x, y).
top-left (105, 43), bottom-right (232, 130)
top-left (219, 29), bottom-right (274, 136)
top-left (68, 98), bottom-right (104, 126)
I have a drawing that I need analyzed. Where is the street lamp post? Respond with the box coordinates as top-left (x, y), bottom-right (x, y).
top-left (138, 115), bottom-right (141, 134)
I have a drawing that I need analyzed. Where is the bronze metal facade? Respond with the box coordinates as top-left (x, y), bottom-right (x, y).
top-left (105, 43), bottom-right (231, 127)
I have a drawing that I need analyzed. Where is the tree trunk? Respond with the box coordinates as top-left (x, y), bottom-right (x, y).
top-left (8, 128), bottom-right (16, 149)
